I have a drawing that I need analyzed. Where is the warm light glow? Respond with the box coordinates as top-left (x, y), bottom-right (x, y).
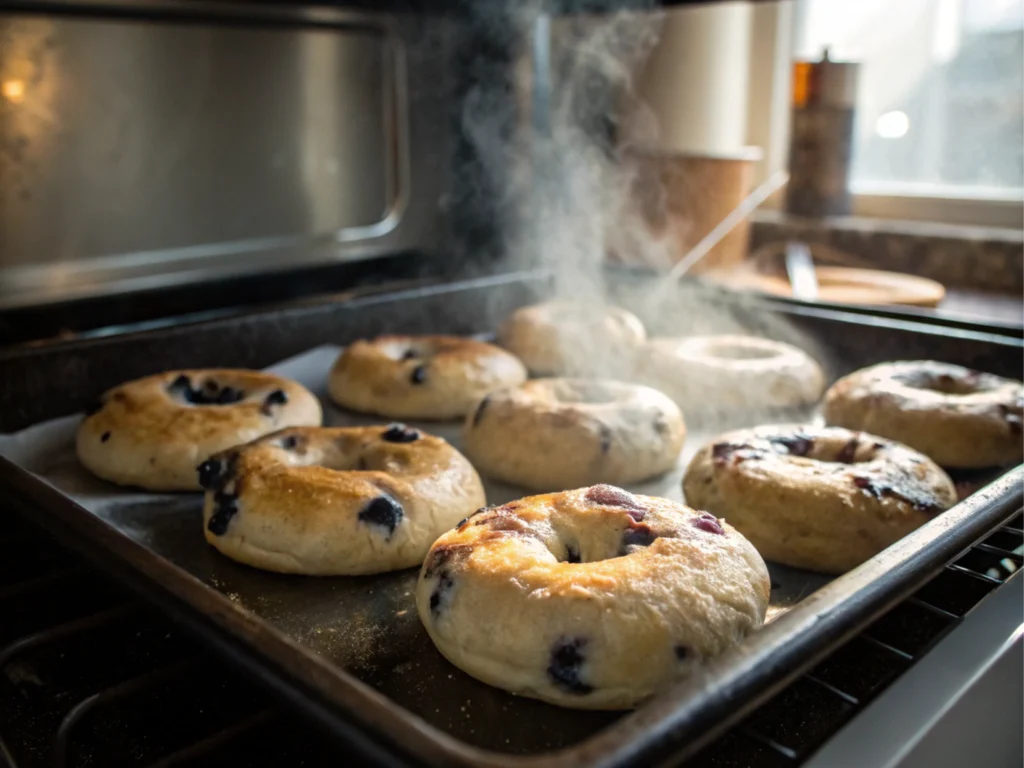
top-left (2, 79), bottom-right (26, 104)
top-left (876, 110), bottom-right (910, 139)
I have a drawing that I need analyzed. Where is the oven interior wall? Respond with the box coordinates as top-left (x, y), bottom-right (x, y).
top-left (0, 5), bottom-right (518, 327)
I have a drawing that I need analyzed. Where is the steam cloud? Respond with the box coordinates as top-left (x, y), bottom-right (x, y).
top-left (456, 1), bottom-right (834, 392)
top-left (461, 1), bottom-right (669, 298)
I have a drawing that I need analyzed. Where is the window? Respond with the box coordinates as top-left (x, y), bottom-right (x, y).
top-left (793, 0), bottom-right (1024, 204)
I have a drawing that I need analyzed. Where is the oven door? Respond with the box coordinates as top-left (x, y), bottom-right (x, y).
top-left (0, 3), bottom-right (455, 312)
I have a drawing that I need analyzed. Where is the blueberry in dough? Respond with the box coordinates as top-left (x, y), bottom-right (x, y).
top-left (358, 495), bottom-right (405, 537)
top-left (548, 638), bottom-right (593, 695)
top-left (409, 365), bottom-right (428, 385)
top-left (381, 424), bottom-right (420, 443)
top-left (207, 490), bottom-right (239, 536)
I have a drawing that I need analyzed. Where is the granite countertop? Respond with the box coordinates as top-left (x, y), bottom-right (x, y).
top-left (750, 211), bottom-right (1023, 329)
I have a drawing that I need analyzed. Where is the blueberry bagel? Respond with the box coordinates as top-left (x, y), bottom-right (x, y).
top-left (824, 361), bottom-right (1024, 469)
top-left (683, 425), bottom-right (957, 574)
top-left (497, 301), bottom-right (646, 377)
top-left (76, 370), bottom-right (322, 491)
top-left (328, 335), bottom-right (527, 421)
top-left (639, 335), bottom-right (825, 413)
top-left (200, 424), bottom-right (485, 575)
top-left (463, 379), bottom-right (685, 491)
top-left (416, 485), bottom-right (770, 709)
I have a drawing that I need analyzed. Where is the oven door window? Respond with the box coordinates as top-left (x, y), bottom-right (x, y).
top-left (0, 13), bottom-right (401, 305)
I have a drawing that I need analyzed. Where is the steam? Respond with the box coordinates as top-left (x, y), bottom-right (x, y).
top-left (457, 2), bottom-right (673, 376)
top-left (456, 1), bottom-right (835, 389)
top-left (462, 1), bottom-right (669, 298)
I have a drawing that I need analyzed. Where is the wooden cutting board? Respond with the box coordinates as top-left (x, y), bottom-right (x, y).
top-left (705, 265), bottom-right (947, 307)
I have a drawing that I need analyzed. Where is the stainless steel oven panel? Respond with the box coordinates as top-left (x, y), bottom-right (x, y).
top-left (0, 2), bottom-right (450, 308)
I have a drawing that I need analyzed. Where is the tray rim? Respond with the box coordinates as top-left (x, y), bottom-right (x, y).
top-left (3, 268), bottom-right (1021, 364)
top-left (607, 263), bottom-right (1024, 338)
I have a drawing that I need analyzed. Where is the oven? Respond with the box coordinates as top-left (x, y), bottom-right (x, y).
top-left (1, 1), bottom-right (1021, 767)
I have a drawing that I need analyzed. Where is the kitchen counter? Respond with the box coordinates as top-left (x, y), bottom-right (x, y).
top-left (749, 210), bottom-right (1024, 298)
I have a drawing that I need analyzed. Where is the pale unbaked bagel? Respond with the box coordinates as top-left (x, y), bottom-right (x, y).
top-left (76, 370), bottom-right (322, 491)
top-left (823, 361), bottom-right (1023, 469)
top-left (416, 485), bottom-right (770, 709)
top-left (462, 378), bottom-right (685, 491)
top-left (639, 335), bottom-right (825, 413)
top-left (683, 424), bottom-right (957, 574)
top-left (497, 301), bottom-right (646, 377)
top-left (328, 335), bottom-right (527, 421)
top-left (200, 424), bottom-right (486, 575)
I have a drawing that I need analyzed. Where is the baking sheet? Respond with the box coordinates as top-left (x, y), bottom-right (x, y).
top-left (0, 344), bottom-right (829, 754)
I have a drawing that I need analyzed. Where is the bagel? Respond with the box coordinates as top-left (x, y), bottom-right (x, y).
top-left (76, 370), bottom-right (321, 491)
top-left (497, 301), bottom-right (646, 377)
top-left (328, 335), bottom-right (527, 421)
top-left (199, 424), bottom-right (486, 575)
top-left (462, 378), bottom-right (685, 491)
top-left (638, 335), bottom-right (825, 413)
top-left (823, 361), bottom-right (1024, 469)
top-left (683, 424), bottom-right (957, 574)
top-left (415, 485), bottom-right (770, 709)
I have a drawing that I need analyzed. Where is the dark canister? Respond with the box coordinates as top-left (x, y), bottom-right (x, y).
top-left (785, 50), bottom-right (860, 218)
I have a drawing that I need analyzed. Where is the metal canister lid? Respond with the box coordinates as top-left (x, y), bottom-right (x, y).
top-left (792, 49), bottom-right (859, 109)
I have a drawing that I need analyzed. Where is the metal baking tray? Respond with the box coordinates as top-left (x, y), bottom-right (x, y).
top-left (1, 271), bottom-right (1021, 767)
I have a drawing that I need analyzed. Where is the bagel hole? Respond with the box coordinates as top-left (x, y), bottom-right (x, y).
top-left (377, 339), bottom-right (434, 364)
top-left (312, 447), bottom-right (383, 473)
top-left (550, 529), bottom-right (646, 563)
top-left (549, 508), bottom-right (649, 564)
top-left (555, 383), bottom-right (618, 405)
top-left (343, 454), bottom-right (404, 473)
top-left (555, 545), bottom-right (620, 563)
top-left (906, 374), bottom-right (979, 396)
top-left (705, 344), bottom-right (779, 361)
top-left (561, 543), bottom-right (582, 563)
top-left (829, 453), bottom-right (874, 465)
top-left (168, 375), bottom-right (247, 406)
top-left (773, 434), bottom-right (877, 465)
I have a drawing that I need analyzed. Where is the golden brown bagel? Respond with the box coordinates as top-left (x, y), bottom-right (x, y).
top-left (76, 370), bottom-right (322, 491)
top-left (200, 424), bottom-right (486, 575)
top-left (416, 485), bottom-right (770, 710)
top-left (823, 361), bottom-right (1024, 468)
top-left (638, 335), bottom-right (825, 413)
top-left (328, 335), bottom-right (527, 421)
top-left (683, 424), bottom-right (957, 574)
top-left (497, 301), bottom-right (646, 377)
top-left (462, 378), bottom-right (685, 491)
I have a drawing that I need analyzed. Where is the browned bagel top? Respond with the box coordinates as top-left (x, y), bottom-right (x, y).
top-left (328, 335), bottom-right (528, 420)
top-left (81, 369), bottom-right (320, 446)
top-left (414, 484), bottom-right (770, 709)
top-left (199, 424), bottom-right (483, 536)
top-left (828, 361), bottom-right (1023, 425)
top-left (338, 335), bottom-right (524, 383)
top-left (424, 485), bottom-right (757, 588)
top-left (198, 424), bottom-right (486, 575)
top-left (704, 424), bottom-right (956, 515)
top-left (497, 302), bottom-right (646, 376)
top-left (823, 361), bottom-right (1023, 469)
